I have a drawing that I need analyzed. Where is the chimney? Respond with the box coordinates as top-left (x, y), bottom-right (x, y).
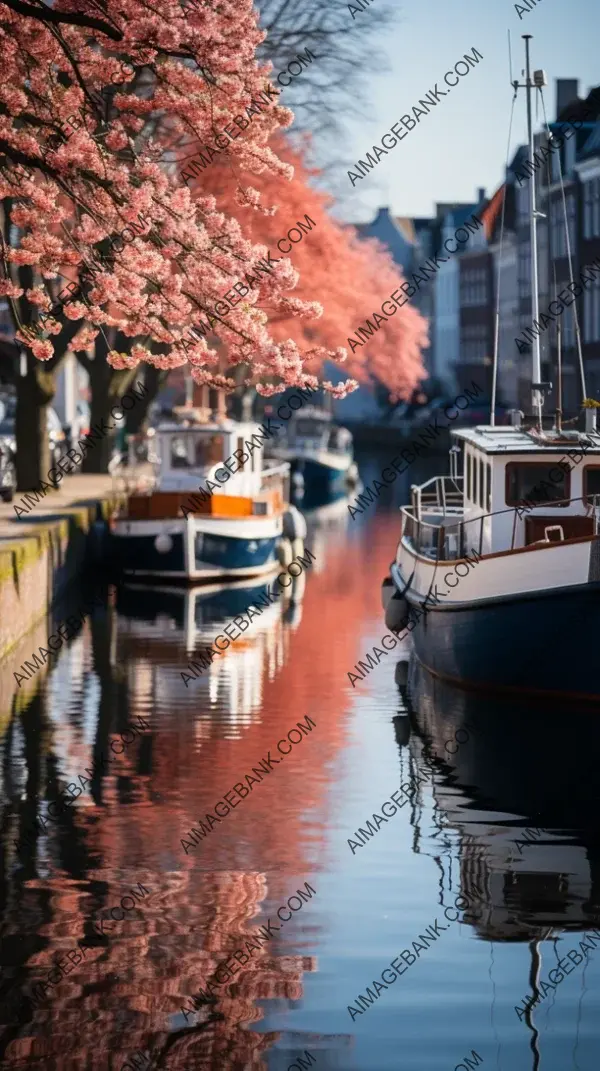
top-left (556, 78), bottom-right (579, 119)
top-left (374, 207), bottom-right (391, 224)
top-left (477, 187), bottom-right (486, 203)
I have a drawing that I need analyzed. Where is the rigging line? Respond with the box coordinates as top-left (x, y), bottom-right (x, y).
top-left (539, 85), bottom-right (587, 401)
top-left (508, 28), bottom-right (514, 87)
top-left (524, 938), bottom-right (542, 1071)
top-left (492, 73), bottom-right (518, 426)
top-left (488, 941), bottom-right (502, 1071)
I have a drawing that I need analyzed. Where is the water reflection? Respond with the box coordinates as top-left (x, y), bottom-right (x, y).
top-left (0, 497), bottom-right (369, 1070)
top-left (3, 470), bottom-right (600, 1071)
top-left (116, 579), bottom-right (302, 740)
top-left (403, 654), bottom-right (600, 1066)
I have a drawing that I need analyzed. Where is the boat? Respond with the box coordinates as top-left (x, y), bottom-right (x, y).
top-left (267, 405), bottom-right (358, 501)
top-left (110, 409), bottom-right (304, 582)
top-left (382, 37), bottom-right (600, 703)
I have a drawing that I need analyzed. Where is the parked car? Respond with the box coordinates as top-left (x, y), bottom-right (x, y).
top-left (0, 399), bottom-right (16, 502)
top-left (0, 440), bottom-right (16, 502)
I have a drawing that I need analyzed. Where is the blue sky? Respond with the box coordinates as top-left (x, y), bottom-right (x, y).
top-left (333, 0), bottom-right (600, 224)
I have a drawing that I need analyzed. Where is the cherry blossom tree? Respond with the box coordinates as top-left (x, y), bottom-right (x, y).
top-left (186, 134), bottom-right (428, 402)
top-left (0, 0), bottom-right (357, 486)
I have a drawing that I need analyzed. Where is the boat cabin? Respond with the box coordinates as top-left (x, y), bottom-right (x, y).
top-left (409, 422), bottom-right (600, 560)
top-left (121, 418), bottom-right (288, 520)
top-left (284, 407), bottom-right (352, 456)
top-left (154, 421), bottom-right (267, 495)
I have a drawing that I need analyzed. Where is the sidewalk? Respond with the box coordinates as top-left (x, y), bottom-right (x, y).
top-left (0, 474), bottom-right (116, 540)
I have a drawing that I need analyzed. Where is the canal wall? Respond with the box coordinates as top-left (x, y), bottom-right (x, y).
top-left (0, 493), bottom-right (116, 736)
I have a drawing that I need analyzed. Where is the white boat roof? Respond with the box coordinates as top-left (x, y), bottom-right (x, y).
top-left (155, 419), bottom-right (258, 435)
top-left (451, 424), bottom-right (600, 455)
top-left (290, 406), bottom-right (331, 421)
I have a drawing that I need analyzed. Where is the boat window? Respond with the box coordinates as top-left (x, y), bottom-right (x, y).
top-left (487, 464), bottom-right (492, 511)
top-left (506, 463), bottom-right (570, 507)
top-left (478, 457), bottom-right (485, 508)
top-left (170, 436), bottom-right (192, 468)
top-left (295, 418), bottom-right (326, 440)
top-left (583, 465), bottom-right (600, 505)
top-left (237, 436), bottom-right (246, 472)
top-left (193, 434), bottom-right (225, 468)
top-left (328, 427), bottom-right (350, 451)
top-left (466, 453), bottom-right (472, 501)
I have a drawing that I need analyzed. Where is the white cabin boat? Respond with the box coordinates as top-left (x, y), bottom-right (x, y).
top-left (110, 413), bottom-right (294, 582)
top-left (383, 37), bottom-right (600, 702)
top-left (384, 413), bottom-right (600, 701)
top-left (268, 406), bottom-right (358, 498)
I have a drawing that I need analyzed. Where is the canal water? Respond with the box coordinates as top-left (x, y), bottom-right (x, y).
top-left (2, 447), bottom-right (600, 1071)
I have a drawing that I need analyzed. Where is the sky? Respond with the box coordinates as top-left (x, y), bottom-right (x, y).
top-left (331, 0), bottom-right (600, 225)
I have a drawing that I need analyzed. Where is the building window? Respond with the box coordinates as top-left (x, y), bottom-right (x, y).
top-left (584, 179), bottom-right (593, 239)
top-left (462, 323), bottom-right (488, 362)
top-left (584, 286), bottom-right (593, 341)
top-left (518, 238), bottom-right (530, 300)
top-left (550, 196), bottom-right (576, 259)
top-left (583, 278), bottom-right (600, 342)
top-left (568, 192), bottom-right (577, 251)
top-left (461, 268), bottom-right (488, 307)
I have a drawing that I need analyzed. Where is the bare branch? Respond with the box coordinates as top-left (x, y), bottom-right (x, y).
top-left (0, 0), bottom-right (123, 40)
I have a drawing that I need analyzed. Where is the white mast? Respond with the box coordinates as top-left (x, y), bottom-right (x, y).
top-left (523, 35), bottom-right (543, 428)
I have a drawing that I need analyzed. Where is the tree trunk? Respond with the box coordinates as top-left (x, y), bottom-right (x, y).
top-left (15, 357), bottom-right (55, 491)
top-left (82, 335), bottom-right (140, 474)
top-left (124, 364), bottom-right (169, 436)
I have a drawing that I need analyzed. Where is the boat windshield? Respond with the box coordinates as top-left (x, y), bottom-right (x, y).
top-left (327, 426), bottom-right (351, 451)
top-left (293, 418), bottom-right (329, 439)
top-left (169, 433), bottom-right (225, 469)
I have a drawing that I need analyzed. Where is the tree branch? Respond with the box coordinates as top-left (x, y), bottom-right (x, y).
top-left (0, 0), bottom-right (123, 40)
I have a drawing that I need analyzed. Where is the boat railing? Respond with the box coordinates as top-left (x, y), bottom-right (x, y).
top-left (412, 474), bottom-right (465, 519)
top-left (110, 450), bottom-right (157, 498)
top-left (402, 493), bottom-right (600, 561)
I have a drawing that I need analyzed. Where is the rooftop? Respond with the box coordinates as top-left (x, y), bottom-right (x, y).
top-left (451, 424), bottom-right (600, 455)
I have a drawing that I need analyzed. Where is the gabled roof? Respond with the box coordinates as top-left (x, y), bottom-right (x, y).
top-left (393, 217), bottom-right (418, 243)
top-left (557, 85), bottom-right (600, 124)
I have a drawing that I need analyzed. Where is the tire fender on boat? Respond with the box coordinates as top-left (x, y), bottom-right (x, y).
top-left (291, 537), bottom-right (304, 561)
top-left (277, 538), bottom-right (293, 567)
top-left (283, 505), bottom-right (307, 541)
top-left (385, 592), bottom-right (409, 634)
top-left (291, 569), bottom-right (306, 602)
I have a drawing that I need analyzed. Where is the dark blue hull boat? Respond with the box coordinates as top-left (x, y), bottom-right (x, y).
top-left (395, 566), bottom-right (600, 702)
